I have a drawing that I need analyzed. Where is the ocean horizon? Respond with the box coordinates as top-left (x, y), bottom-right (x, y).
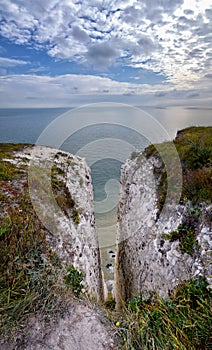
top-left (1, 105), bottom-right (211, 248)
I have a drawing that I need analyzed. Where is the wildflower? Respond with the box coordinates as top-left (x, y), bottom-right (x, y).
top-left (116, 321), bottom-right (120, 327)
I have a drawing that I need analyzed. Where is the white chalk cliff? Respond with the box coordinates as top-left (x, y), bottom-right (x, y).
top-left (115, 152), bottom-right (212, 306)
top-left (4, 145), bottom-right (103, 300)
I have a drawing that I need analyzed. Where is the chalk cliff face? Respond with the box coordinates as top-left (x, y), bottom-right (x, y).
top-left (2, 145), bottom-right (103, 300)
top-left (115, 153), bottom-right (212, 305)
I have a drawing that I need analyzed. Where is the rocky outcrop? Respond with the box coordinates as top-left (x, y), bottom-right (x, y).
top-left (1, 300), bottom-right (117, 350)
top-left (115, 153), bottom-right (212, 306)
top-left (2, 145), bottom-right (103, 300)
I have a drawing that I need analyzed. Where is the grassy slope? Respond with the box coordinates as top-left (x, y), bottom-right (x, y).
top-left (0, 144), bottom-right (82, 340)
top-left (145, 126), bottom-right (212, 207)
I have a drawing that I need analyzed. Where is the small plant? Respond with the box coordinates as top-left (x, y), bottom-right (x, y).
top-left (64, 266), bottom-right (84, 297)
top-left (72, 209), bottom-right (80, 224)
top-left (162, 224), bottom-right (198, 255)
top-left (128, 295), bottom-right (142, 313)
top-left (104, 299), bottom-right (116, 310)
top-left (51, 165), bottom-right (65, 176)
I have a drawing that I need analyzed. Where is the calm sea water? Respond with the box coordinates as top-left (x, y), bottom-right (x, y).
top-left (0, 106), bottom-right (211, 247)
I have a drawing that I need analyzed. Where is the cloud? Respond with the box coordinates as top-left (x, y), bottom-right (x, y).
top-left (186, 92), bottom-right (200, 98)
top-left (87, 42), bottom-right (119, 67)
top-left (71, 25), bottom-right (90, 42)
top-left (204, 73), bottom-right (212, 79)
top-left (0, 72), bottom-right (171, 108)
top-left (155, 91), bottom-right (167, 97)
top-left (0, 57), bottom-right (29, 67)
top-left (184, 9), bottom-right (194, 15)
top-left (0, 0), bottom-right (212, 89)
top-left (0, 73), bottom-right (211, 108)
top-left (137, 34), bottom-right (156, 55)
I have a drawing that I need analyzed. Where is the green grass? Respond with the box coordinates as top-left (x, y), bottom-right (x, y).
top-left (114, 277), bottom-right (212, 350)
top-left (0, 143), bottom-right (32, 181)
top-left (145, 127), bottom-right (212, 205)
top-left (0, 145), bottom-right (84, 340)
top-left (0, 203), bottom-right (68, 338)
top-left (0, 143), bottom-right (32, 159)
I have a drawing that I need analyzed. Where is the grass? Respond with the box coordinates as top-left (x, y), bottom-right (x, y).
top-left (0, 145), bottom-right (84, 340)
top-left (0, 143), bottom-right (32, 181)
top-left (145, 127), bottom-right (212, 206)
top-left (111, 277), bottom-right (212, 350)
top-left (0, 202), bottom-right (69, 338)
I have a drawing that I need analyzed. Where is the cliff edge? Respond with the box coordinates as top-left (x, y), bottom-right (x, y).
top-left (115, 127), bottom-right (212, 306)
top-left (0, 144), bottom-right (118, 349)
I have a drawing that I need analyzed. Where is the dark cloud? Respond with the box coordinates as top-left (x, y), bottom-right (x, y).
top-left (204, 73), bottom-right (212, 79)
top-left (155, 91), bottom-right (167, 97)
top-left (187, 92), bottom-right (200, 98)
top-left (123, 91), bottom-right (136, 96)
top-left (144, 0), bottom-right (184, 14)
top-left (194, 22), bottom-right (212, 36)
top-left (121, 6), bottom-right (144, 24)
top-left (189, 49), bottom-right (203, 58)
top-left (145, 7), bottom-right (163, 22)
top-left (205, 8), bottom-right (212, 20)
top-left (184, 9), bottom-right (194, 15)
top-left (87, 42), bottom-right (119, 67)
top-left (71, 25), bottom-right (90, 42)
top-left (137, 35), bottom-right (155, 55)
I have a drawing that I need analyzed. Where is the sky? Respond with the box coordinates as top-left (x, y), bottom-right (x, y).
top-left (0, 0), bottom-right (211, 107)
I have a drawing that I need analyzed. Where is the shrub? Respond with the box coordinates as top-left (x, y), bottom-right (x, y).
top-left (182, 138), bottom-right (212, 170)
top-left (183, 167), bottom-right (212, 203)
top-left (162, 224), bottom-right (198, 255)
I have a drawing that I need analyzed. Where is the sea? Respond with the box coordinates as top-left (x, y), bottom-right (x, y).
top-left (0, 105), bottom-right (211, 248)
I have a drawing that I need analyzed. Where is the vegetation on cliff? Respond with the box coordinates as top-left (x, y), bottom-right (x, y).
top-left (0, 144), bottom-right (84, 341)
top-left (0, 127), bottom-right (211, 348)
top-left (143, 127), bottom-right (212, 257)
top-left (145, 126), bottom-right (212, 207)
top-left (113, 276), bottom-right (212, 349)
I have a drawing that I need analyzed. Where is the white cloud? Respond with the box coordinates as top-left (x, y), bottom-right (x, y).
top-left (0, 73), bottom-right (211, 108)
top-left (0, 0), bottom-right (211, 89)
top-left (0, 57), bottom-right (29, 67)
